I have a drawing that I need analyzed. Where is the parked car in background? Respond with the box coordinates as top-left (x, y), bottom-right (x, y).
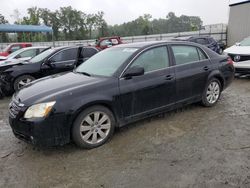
top-left (95, 36), bottom-right (123, 50)
top-left (0, 46), bottom-right (99, 95)
top-left (0, 43), bottom-right (32, 57)
top-left (8, 41), bottom-right (234, 149)
top-left (224, 36), bottom-right (250, 75)
top-left (173, 36), bottom-right (222, 54)
top-left (0, 46), bottom-right (49, 62)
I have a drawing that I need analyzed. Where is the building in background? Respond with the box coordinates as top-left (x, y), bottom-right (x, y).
top-left (228, 0), bottom-right (250, 46)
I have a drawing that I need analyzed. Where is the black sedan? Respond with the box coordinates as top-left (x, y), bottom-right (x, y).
top-left (0, 46), bottom-right (99, 95)
top-left (9, 41), bottom-right (234, 149)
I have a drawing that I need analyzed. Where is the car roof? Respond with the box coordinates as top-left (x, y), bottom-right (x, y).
top-left (113, 40), bottom-right (202, 49)
top-left (21, 46), bottom-right (49, 50)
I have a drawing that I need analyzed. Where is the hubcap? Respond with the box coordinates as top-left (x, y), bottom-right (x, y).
top-left (18, 78), bottom-right (32, 90)
top-left (80, 111), bottom-right (111, 144)
top-left (206, 81), bottom-right (220, 104)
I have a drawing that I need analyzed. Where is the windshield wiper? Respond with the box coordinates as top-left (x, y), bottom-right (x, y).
top-left (76, 71), bottom-right (91, 77)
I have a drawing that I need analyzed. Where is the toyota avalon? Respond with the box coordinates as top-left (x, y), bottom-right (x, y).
top-left (9, 41), bottom-right (234, 149)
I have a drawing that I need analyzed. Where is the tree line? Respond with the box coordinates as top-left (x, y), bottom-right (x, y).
top-left (0, 6), bottom-right (203, 42)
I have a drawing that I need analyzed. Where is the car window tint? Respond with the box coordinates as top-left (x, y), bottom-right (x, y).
top-left (131, 46), bottom-right (169, 73)
top-left (19, 49), bottom-right (36, 58)
top-left (197, 48), bottom-right (208, 60)
top-left (82, 48), bottom-right (98, 58)
top-left (172, 45), bottom-right (200, 65)
top-left (50, 48), bottom-right (78, 62)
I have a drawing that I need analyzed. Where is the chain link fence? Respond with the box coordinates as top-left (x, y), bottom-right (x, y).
top-left (0, 24), bottom-right (227, 50)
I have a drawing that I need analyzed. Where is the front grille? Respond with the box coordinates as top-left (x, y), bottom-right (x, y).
top-left (235, 68), bottom-right (250, 74)
top-left (9, 100), bottom-right (22, 118)
top-left (229, 54), bottom-right (250, 62)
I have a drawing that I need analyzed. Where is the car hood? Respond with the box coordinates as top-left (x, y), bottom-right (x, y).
top-left (224, 45), bottom-right (250, 55)
top-left (0, 59), bottom-right (27, 72)
top-left (15, 72), bottom-right (108, 105)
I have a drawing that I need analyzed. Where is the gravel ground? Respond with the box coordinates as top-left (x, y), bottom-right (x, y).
top-left (0, 78), bottom-right (250, 188)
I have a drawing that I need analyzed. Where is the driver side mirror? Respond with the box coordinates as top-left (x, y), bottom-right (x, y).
top-left (123, 66), bottom-right (144, 78)
top-left (235, 42), bottom-right (241, 46)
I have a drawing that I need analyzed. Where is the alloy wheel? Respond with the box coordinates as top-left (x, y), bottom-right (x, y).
top-left (80, 111), bottom-right (111, 144)
top-left (18, 78), bottom-right (33, 90)
top-left (206, 81), bottom-right (220, 104)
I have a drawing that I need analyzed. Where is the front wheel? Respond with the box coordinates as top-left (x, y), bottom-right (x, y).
top-left (14, 75), bottom-right (35, 91)
top-left (201, 78), bottom-right (222, 107)
top-left (72, 106), bottom-right (115, 149)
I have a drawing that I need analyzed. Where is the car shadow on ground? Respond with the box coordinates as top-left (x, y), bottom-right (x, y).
top-left (18, 102), bottom-right (204, 156)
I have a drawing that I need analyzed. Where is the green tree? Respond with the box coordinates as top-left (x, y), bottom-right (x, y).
top-left (0, 14), bottom-right (9, 42)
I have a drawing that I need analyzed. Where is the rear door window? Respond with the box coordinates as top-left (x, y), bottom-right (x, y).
top-left (172, 45), bottom-right (200, 65)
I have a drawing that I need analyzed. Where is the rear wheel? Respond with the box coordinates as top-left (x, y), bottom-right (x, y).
top-left (14, 75), bottom-right (35, 91)
top-left (72, 106), bottom-right (115, 149)
top-left (201, 78), bottom-right (221, 107)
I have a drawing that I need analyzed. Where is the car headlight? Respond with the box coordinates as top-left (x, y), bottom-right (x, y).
top-left (24, 101), bottom-right (56, 119)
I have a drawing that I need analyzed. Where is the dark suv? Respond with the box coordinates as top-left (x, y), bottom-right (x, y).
top-left (0, 46), bottom-right (99, 95)
top-left (173, 36), bottom-right (222, 54)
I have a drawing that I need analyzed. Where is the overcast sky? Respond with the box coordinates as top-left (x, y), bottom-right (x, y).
top-left (0, 0), bottom-right (237, 25)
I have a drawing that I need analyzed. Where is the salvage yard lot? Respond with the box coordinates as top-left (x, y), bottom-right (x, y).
top-left (0, 78), bottom-right (250, 188)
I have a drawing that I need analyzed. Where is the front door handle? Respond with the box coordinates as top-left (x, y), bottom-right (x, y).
top-left (165, 75), bottom-right (174, 81)
top-left (203, 66), bottom-right (209, 71)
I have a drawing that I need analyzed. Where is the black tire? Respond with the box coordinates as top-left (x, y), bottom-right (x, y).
top-left (72, 105), bottom-right (116, 149)
top-left (13, 75), bottom-right (35, 91)
top-left (201, 78), bottom-right (222, 107)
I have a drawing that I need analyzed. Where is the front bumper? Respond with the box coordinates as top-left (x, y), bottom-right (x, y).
top-left (9, 106), bottom-right (71, 147)
top-left (233, 60), bottom-right (250, 74)
top-left (0, 77), bottom-right (13, 96)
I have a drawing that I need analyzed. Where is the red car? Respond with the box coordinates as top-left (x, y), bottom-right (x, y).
top-left (0, 43), bottom-right (32, 56)
top-left (95, 36), bottom-right (123, 50)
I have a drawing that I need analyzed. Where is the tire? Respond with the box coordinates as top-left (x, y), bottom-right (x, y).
top-left (72, 105), bottom-right (116, 149)
top-left (201, 78), bottom-right (222, 107)
top-left (13, 75), bottom-right (35, 91)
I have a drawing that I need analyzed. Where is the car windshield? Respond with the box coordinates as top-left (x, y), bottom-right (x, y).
top-left (76, 47), bottom-right (138, 76)
top-left (29, 48), bottom-right (55, 63)
top-left (240, 38), bottom-right (250, 46)
top-left (6, 48), bottom-right (25, 59)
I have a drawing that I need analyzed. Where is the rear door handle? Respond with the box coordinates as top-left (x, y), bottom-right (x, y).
top-left (165, 75), bottom-right (174, 81)
top-left (203, 66), bottom-right (209, 71)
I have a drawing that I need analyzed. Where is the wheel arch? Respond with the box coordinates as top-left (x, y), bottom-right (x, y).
top-left (69, 100), bottom-right (120, 132)
top-left (207, 70), bottom-right (225, 90)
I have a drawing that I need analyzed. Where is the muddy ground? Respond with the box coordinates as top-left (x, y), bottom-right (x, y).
top-left (0, 78), bottom-right (250, 188)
